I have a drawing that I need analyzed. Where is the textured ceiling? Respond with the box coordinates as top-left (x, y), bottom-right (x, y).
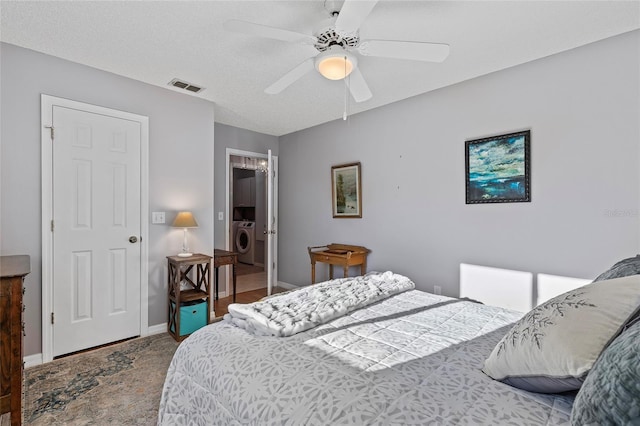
top-left (1, 1), bottom-right (639, 136)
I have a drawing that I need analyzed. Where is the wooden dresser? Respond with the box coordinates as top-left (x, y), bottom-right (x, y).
top-left (0, 255), bottom-right (30, 426)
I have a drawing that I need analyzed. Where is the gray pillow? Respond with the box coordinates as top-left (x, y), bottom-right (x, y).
top-left (593, 255), bottom-right (640, 282)
top-left (571, 318), bottom-right (640, 425)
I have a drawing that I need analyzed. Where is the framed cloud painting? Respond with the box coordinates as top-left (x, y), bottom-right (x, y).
top-left (465, 130), bottom-right (530, 204)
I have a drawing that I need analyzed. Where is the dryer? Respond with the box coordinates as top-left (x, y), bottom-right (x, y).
top-left (235, 222), bottom-right (255, 265)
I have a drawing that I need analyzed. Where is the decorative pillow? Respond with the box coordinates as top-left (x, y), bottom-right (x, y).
top-left (482, 275), bottom-right (640, 393)
top-left (571, 318), bottom-right (640, 425)
top-left (592, 254), bottom-right (640, 282)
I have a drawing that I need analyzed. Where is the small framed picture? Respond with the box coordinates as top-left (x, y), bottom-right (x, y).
top-left (331, 162), bottom-right (362, 218)
top-left (465, 130), bottom-right (531, 204)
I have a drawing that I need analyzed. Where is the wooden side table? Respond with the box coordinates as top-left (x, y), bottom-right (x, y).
top-left (167, 253), bottom-right (212, 342)
top-left (0, 255), bottom-right (30, 426)
top-left (213, 249), bottom-right (238, 303)
top-left (308, 244), bottom-right (370, 284)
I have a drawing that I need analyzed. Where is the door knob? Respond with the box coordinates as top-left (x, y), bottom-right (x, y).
top-left (129, 236), bottom-right (138, 243)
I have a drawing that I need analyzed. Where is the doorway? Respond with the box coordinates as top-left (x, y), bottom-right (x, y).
top-left (225, 149), bottom-right (278, 297)
top-left (41, 95), bottom-right (149, 362)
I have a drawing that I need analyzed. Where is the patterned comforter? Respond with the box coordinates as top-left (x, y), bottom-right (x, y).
top-left (158, 289), bottom-right (574, 425)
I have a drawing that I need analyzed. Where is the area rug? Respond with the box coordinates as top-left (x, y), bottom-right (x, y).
top-left (23, 333), bottom-right (179, 425)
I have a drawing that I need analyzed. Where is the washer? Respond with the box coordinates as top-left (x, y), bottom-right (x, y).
top-left (232, 220), bottom-right (242, 238)
top-left (235, 222), bottom-right (255, 265)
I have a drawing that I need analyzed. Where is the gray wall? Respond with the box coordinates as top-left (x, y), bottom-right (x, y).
top-left (278, 30), bottom-right (640, 294)
top-left (0, 43), bottom-right (215, 356)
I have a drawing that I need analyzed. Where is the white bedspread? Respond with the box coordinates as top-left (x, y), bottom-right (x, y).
top-left (159, 289), bottom-right (574, 425)
top-left (224, 271), bottom-right (414, 337)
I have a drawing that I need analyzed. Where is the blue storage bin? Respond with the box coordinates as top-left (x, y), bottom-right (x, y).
top-left (171, 300), bottom-right (207, 336)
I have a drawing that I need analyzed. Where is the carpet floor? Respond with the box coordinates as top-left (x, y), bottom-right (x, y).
top-left (22, 333), bottom-right (179, 425)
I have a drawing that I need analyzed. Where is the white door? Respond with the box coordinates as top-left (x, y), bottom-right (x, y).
top-left (51, 105), bottom-right (142, 357)
top-left (266, 150), bottom-right (278, 295)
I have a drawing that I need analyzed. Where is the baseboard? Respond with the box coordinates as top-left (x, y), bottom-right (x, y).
top-left (24, 353), bottom-right (43, 368)
top-left (277, 281), bottom-right (299, 290)
top-left (147, 323), bottom-right (168, 335)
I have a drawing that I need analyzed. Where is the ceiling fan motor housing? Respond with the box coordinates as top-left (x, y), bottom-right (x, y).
top-left (313, 16), bottom-right (359, 52)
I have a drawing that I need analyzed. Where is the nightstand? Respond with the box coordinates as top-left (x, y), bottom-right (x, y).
top-left (167, 253), bottom-right (212, 342)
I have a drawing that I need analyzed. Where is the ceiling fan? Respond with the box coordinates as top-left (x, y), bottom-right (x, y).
top-left (224, 0), bottom-right (450, 103)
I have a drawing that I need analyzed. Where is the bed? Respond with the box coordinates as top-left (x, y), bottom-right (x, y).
top-left (158, 272), bottom-right (581, 425)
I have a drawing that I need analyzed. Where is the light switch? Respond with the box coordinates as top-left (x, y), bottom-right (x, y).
top-left (218, 211), bottom-right (224, 221)
top-left (152, 212), bottom-right (165, 224)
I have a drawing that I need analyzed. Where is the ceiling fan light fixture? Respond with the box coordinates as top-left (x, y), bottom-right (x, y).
top-left (315, 46), bottom-right (357, 80)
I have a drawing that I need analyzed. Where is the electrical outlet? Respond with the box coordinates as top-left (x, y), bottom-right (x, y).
top-left (152, 212), bottom-right (165, 224)
top-left (433, 285), bottom-right (442, 295)
top-left (218, 211), bottom-right (224, 221)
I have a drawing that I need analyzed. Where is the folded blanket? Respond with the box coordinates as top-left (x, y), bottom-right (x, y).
top-left (224, 271), bottom-right (415, 337)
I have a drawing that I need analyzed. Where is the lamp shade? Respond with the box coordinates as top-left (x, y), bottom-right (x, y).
top-left (172, 211), bottom-right (198, 228)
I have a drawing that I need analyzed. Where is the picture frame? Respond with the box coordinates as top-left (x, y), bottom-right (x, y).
top-left (331, 162), bottom-right (362, 218)
top-left (465, 130), bottom-right (531, 204)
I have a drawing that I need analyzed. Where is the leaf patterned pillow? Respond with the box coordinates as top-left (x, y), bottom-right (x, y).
top-left (482, 275), bottom-right (640, 393)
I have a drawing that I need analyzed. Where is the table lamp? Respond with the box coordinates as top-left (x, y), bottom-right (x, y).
top-left (172, 211), bottom-right (198, 257)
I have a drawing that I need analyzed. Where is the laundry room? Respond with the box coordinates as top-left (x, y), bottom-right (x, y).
top-left (231, 156), bottom-right (267, 292)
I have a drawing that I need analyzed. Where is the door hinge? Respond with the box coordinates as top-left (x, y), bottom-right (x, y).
top-left (44, 125), bottom-right (55, 140)
top-left (51, 220), bottom-right (54, 232)
top-left (51, 312), bottom-right (55, 325)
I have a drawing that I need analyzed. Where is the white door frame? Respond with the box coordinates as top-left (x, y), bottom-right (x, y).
top-left (225, 148), bottom-right (278, 296)
top-left (41, 94), bottom-right (149, 363)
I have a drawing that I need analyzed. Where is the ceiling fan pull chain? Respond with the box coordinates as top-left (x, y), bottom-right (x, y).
top-left (343, 56), bottom-right (348, 121)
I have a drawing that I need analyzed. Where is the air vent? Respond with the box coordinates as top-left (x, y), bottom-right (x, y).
top-left (168, 78), bottom-right (205, 94)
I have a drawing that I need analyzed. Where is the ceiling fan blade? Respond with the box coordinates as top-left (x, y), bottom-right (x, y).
top-left (334, 0), bottom-right (378, 35)
top-left (224, 19), bottom-right (317, 45)
top-left (346, 68), bottom-right (372, 103)
top-left (358, 40), bottom-right (450, 62)
top-left (265, 58), bottom-right (315, 94)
